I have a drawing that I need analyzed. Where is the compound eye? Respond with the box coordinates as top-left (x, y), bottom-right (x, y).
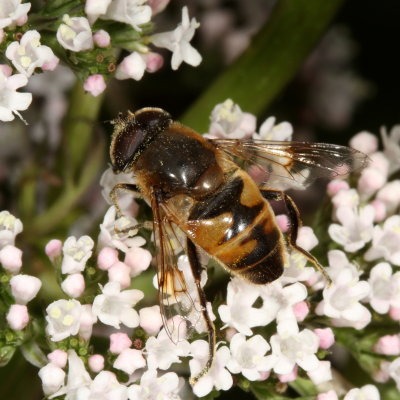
top-left (110, 108), bottom-right (172, 172)
top-left (111, 123), bottom-right (146, 172)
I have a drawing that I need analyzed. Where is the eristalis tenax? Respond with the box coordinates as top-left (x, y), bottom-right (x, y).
top-left (109, 107), bottom-right (367, 383)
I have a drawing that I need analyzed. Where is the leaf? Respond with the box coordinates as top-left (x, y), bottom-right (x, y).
top-left (20, 341), bottom-right (47, 368)
top-left (0, 346), bottom-right (16, 367)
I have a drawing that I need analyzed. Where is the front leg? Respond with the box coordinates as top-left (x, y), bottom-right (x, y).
top-left (110, 183), bottom-right (140, 217)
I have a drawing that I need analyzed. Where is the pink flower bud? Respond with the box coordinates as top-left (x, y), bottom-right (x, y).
top-left (113, 348), bottom-right (146, 375)
top-left (139, 305), bottom-right (163, 336)
top-left (124, 247), bottom-right (152, 277)
top-left (374, 335), bottom-right (400, 355)
top-left (10, 274), bottom-right (42, 304)
top-left (370, 199), bottom-right (387, 222)
top-left (389, 306), bottom-right (400, 321)
top-left (357, 167), bottom-right (386, 197)
top-left (88, 354), bottom-right (105, 372)
top-left (317, 390), bottom-right (338, 400)
top-left (369, 152), bottom-right (389, 176)
top-left (38, 363), bottom-right (66, 396)
top-left (97, 247), bottom-right (119, 271)
top-left (115, 52), bottom-right (146, 81)
top-left (373, 361), bottom-right (390, 383)
top-left (314, 328), bottom-right (335, 349)
top-left (143, 52), bottom-right (164, 73)
top-left (93, 30), bottom-right (111, 47)
top-left (349, 131), bottom-right (378, 155)
top-left (278, 365), bottom-right (298, 382)
top-left (247, 164), bottom-right (268, 184)
top-left (47, 349), bottom-right (68, 368)
top-left (0, 64), bottom-right (12, 77)
top-left (61, 273), bottom-right (85, 298)
top-left (42, 56), bottom-right (60, 71)
top-left (7, 304), bottom-right (29, 330)
top-left (0, 245), bottom-right (22, 273)
top-left (45, 239), bottom-right (62, 262)
top-left (275, 214), bottom-right (289, 233)
top-left (79, 304), bottom-right (97, 340)
top-left (293, 301), bottom-right (309, 322)
top-left (108, 261), bottom-right (131, 289)
top-left (83, 74), bottom-right (106, 97)
top-left (148, 0), bottom-right (170, 15)
top-left (109, 332), bottom-right (132, 354)
top-left (296, 226), bottom-right (318, 251)
top-left (258, 371), bottom-right (270, 381)
top-left (225, 327), bottom-right (238, 342)
top-left (326, 179), bottom-right (350, 197)
top-left (16, 15), bottom-right (28, 26)
top-left (377, 180), bottom-right (400, 214)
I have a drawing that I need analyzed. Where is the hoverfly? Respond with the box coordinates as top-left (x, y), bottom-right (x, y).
top-left (109, 107), bottom-right (367, 383)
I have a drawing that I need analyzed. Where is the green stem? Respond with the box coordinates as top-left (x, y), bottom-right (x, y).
top-left (26, 81), bottom-right (105, 236)
top-left (181, 0), bottom-right (344, 132)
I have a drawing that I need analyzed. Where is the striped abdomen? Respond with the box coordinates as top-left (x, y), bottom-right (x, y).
top-left (184, 169), bottom-right (286, 284)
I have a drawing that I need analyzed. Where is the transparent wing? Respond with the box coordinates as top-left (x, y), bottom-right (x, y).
top-left (213, 138), bottom-right (368, 189)
top-left (150, 190), bottom-right (206, 343)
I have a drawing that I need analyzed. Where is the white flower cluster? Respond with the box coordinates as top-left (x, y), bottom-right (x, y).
top-left (1, 1), bottom-right (201, 121)
top-left (7, 100), bottom-right (400, 398)
top-left (0, 210), bottom-right (42, 331)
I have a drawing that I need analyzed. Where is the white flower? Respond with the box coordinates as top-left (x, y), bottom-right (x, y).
top-left (85, 371), bottom-right (128, 400)
top-left (316, 266), bottom-right (371, 329)
top-left (331, 188), bottom-right (360, 210)
top-left (190, 341), bottom-right (232, 398)
top-left (115, 52), bottom-right (147, 81)
top-left (253, 116), bottom-right (293, 141)
top-left (368, 262), bottom-right (400, 313)
top-left (376, 180), bottom-right (400, 215)
top-left (364, 215), bottom-right (400, 266)
top-left (128, 370), bottom-right (182, 400)
top-left (259, 280), bottom-right (307, 333)
top-left (145, 326), bottom-right (190, 370)
top-left (208, 99), bottom-right (256, 139)
top-left (61, 235), bottom-right (94, 274)
top-left (99, 166), bottom-right (138, 209)
top-left (113, 348), bottom-right (146, 375)
top-left (307, 360), bottom-right (332, 385)
top-left (102, 0), bottom-right (152, 31)
top-left (10, 274), bottom-right (42, 304)
top-left (98, 206), bottom-right (146, 252)
top-left (227, 333), bottom-right (274, 380)
top-left (51, 350), bottom-right (92, 399)
top-left (46, 299), bottom-right (82, 341)
top-left (381, 125), bottom-right (400, 174)
top-left (92, 281), bottom-right (143, 328)
top-left (218, 277), bottom-right (271, 335)
top-left (38, 362), bottom-right (66, 396)
top-left (389, 357), bottom-right (400, 390)
top-left (0, 210), bottom-right (23, 248)
top-left (344, 384), bottom-right (380, 400)
top-left (328, 205), bottom-right (374, 252)
top-left (85, 0), bottom-right (112, 24)
top-left (269, 327), bottom-right (320, 374)
top-left (325, 250), bottom-right (360, 282)
top-left (6, 30), bottom-right (58, 77)
top-left (79, 304), bottom-right (97, 340)
top-left (0, 0), bottom-right (31, 29)
top-left (56, 15), bottom-right (94, 52)
top-left (0, 69), bottom-right (32, 122)
top-left (152, 6), bottom-right (202, 70)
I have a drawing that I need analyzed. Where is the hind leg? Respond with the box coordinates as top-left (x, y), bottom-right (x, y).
top-left (260, 188), bottom-right (332, 285)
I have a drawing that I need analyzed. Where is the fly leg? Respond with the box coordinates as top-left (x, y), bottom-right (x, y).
top-left (187, 238), bottom-right (216, 385)
top-left (260, 188), bottom-right (332, 285)
top-left (110, 183), bottom-right (153, 234)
